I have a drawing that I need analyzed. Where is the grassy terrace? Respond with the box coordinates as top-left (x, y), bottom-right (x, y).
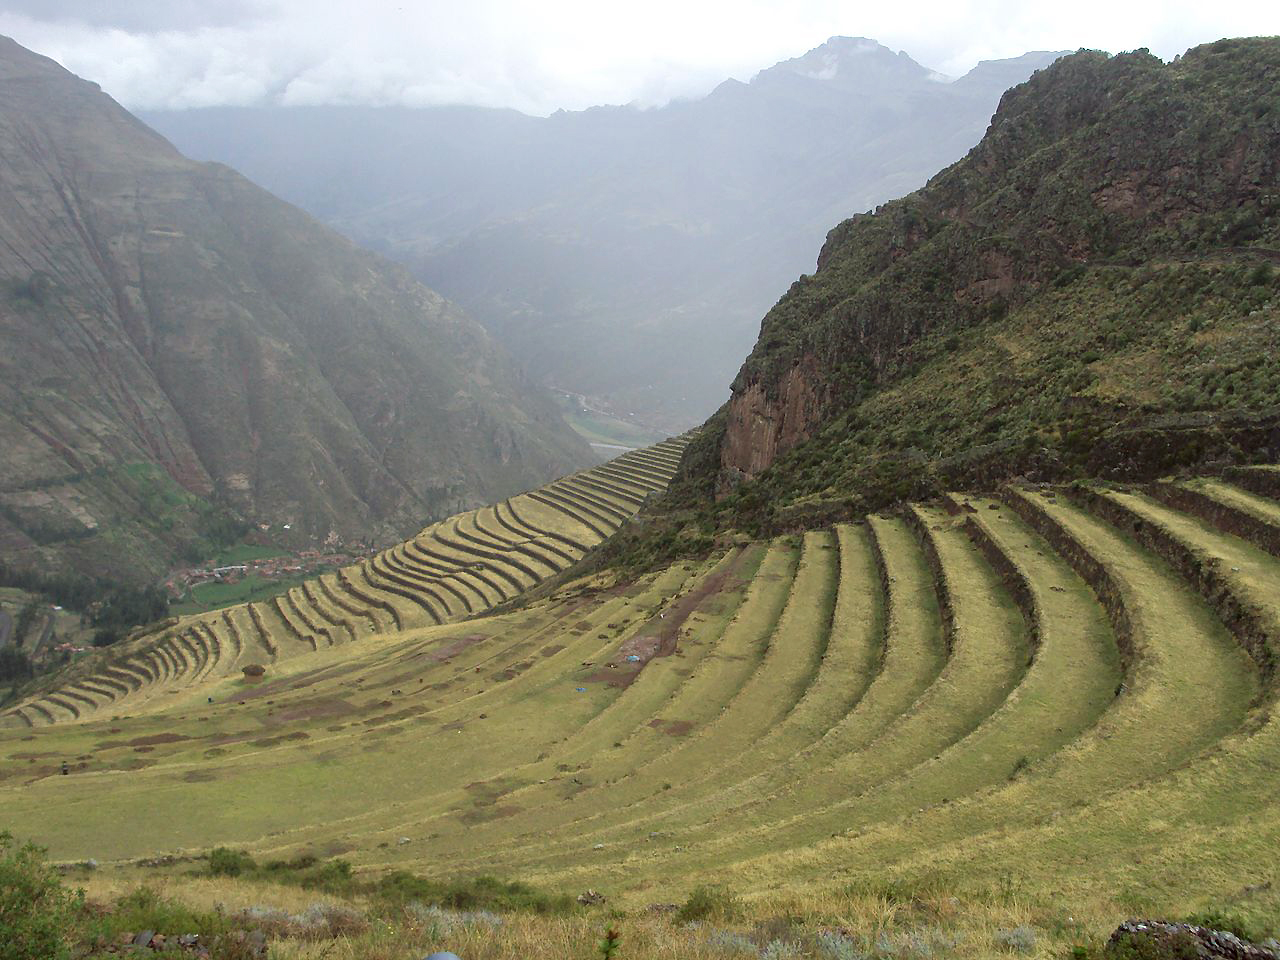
top-left (2, 435), bottom-right (694, 729)
top-left (1, 468), bottom-right (1278, 956)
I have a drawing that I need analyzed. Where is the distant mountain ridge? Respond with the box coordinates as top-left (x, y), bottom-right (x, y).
top-left (142, 39), bottom-right (1066, 431)
top-left (0, 36), bottom-right (593, 584)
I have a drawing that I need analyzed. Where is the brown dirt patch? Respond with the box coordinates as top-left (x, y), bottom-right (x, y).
top-left (249, 731), bottom-right (311, 748)
top-left (465, 777), bottom-right (519, 805)
top-left (271, 697), bottom-right (358, 724)
top-left (95, 732), bottom-right (192, 751)
top-left (427, 634), bottom-right (488, 662)
top-left (460, 804), bottom-right (522, 825)
top-left (648, 718), bottom-right (694, 736)
top-left (540, 644), bottom-right (565, 658)
top-left (182, 770), bottom-right (219, 782)
top-left (585, 552), bottom-right (750, 689)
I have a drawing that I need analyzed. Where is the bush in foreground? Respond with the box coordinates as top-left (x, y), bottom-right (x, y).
top-left (0, 832), bottom-right (82, 960)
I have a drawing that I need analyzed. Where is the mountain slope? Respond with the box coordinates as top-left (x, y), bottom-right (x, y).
top-left (667, 39), bottom-right (1280, 534)
top-left (0, 36), bottom-right (592, 584)
top-left (142, 40), bottom-right (1064, 431)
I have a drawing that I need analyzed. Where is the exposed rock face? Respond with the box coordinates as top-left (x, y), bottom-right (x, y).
top-left (0, 37), bottom-right (592, 582)
top-left (721, 357), bottom-right (827, 481)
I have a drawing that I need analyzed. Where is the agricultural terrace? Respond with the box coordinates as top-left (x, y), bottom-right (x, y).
top-left (0, 471), bottom-right (1278, 926)
top-left (1, 436), bottom-right (692, 728)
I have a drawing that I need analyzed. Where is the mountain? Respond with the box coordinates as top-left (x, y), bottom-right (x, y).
top-left (141, 39), bottom-right (1065, 433)
top-left (0, 37), bottom-right (593, 586)
top-left (664, 38), bottom-right (1280, 537)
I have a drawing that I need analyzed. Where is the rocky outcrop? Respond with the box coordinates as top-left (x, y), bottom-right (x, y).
top-left (702, 40), bottom-right (1280, 513)
top-left (720, 357), bottom-right (828, 480)
top-left (1108, 920), bottom-right (1280, 959)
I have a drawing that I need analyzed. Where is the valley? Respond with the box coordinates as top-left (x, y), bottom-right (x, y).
top-left (1, 19), bottom-right (1278, 960)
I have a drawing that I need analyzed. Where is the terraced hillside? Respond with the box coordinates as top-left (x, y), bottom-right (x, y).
top-left (1, 471), bottom-right (1277, 915)
top-left (2, 436), bottom-right (692, 728)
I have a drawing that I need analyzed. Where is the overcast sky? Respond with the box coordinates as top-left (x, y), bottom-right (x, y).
top-left (2, 0), bottom-right (1277, 114)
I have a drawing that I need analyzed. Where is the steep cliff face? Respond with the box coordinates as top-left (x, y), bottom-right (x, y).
top-left (715, 40), bottom-right (1280, 498)
top-left (720, 356), bottom-right (828, 482)
top-left (0, 37), bottom-right (592, 582)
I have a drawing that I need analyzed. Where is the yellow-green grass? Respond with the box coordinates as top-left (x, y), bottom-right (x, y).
top-left (449, 510), bottom-right (559, 581)
top-left (66, 864), bottom-right (1218, 960)
top-left (0, 564), bottom-right (703, 859)
top-left (1184, 477), bottom-right (1280, 528)
top-left (420, 528), bottom-right (530, 598)
top-left (503, 494), bottom-right (598, 550)
top-left (1098, 487), bottom-right (1280, 669)
top-left (4, 476), bottom-right (1279, 935)
top-left (296, 580), bottom-right (359, 644)
top-left (525, 488), bottom-right (618, 539)
top-left (396, 539), bottom-right (802, 865)
top-left (438, 525), bottom-right (869, 870)
top-left (170, 571), bottom-right (317, 616)
top-left (411, 536), bottom-right (819, 869)
top-left (487, 505), bottom-right (1023, 885)
top-left (2, 436), bottom-right (691, 729)
top-left (709, 491), bottom-right (1260, 897)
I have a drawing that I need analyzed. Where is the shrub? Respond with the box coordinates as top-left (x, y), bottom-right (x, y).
top-left (700, 927), bottom-right (757, 955)
top-left (89, 887), bottom-right (226, 943)
top-left (405, 902), bottom-right (503, 935)
top-left (761, 939), bottom-right (803, 959)
top-left (0, 648), bottom-right (34, 683)
top-left (994, 925), bottom-right (1037, 953)
top-left (676, 885), bottom-right (741, 924)
top-left (0, 832), bottom-right (82, 960)
top-left (91, 628), bottom-right (122, 648)
top-left (375, 872), bottom-right (573, 914)
top-left (207, 847), bottom-right (257, 877)
top-left (238, 902), bottom-right (368, 940)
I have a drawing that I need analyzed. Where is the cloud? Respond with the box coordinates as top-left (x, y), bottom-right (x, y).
top-left (1, 0), bottom-right (1277, 114)
top-left (1, 0), bottom-right (267, 32)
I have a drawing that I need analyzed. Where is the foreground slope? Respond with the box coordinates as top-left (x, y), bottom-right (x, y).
top-left (0, 36), bottom-right (591, 584)
top-left (3, 437), bottom-right (692, 727)
top-left (0, 473), bottom-right (1276, 920)
top-left (672, 39), bottom-right (1280, 532)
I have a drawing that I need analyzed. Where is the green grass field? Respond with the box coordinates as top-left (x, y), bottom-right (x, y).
top-left (3, 466), bottom-right (1280, 958)
top-left (170, 572), bottom-right (317, 616)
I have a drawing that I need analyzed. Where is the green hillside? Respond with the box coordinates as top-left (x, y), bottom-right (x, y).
top-left (664, 40), bottom-right (1280, 537)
